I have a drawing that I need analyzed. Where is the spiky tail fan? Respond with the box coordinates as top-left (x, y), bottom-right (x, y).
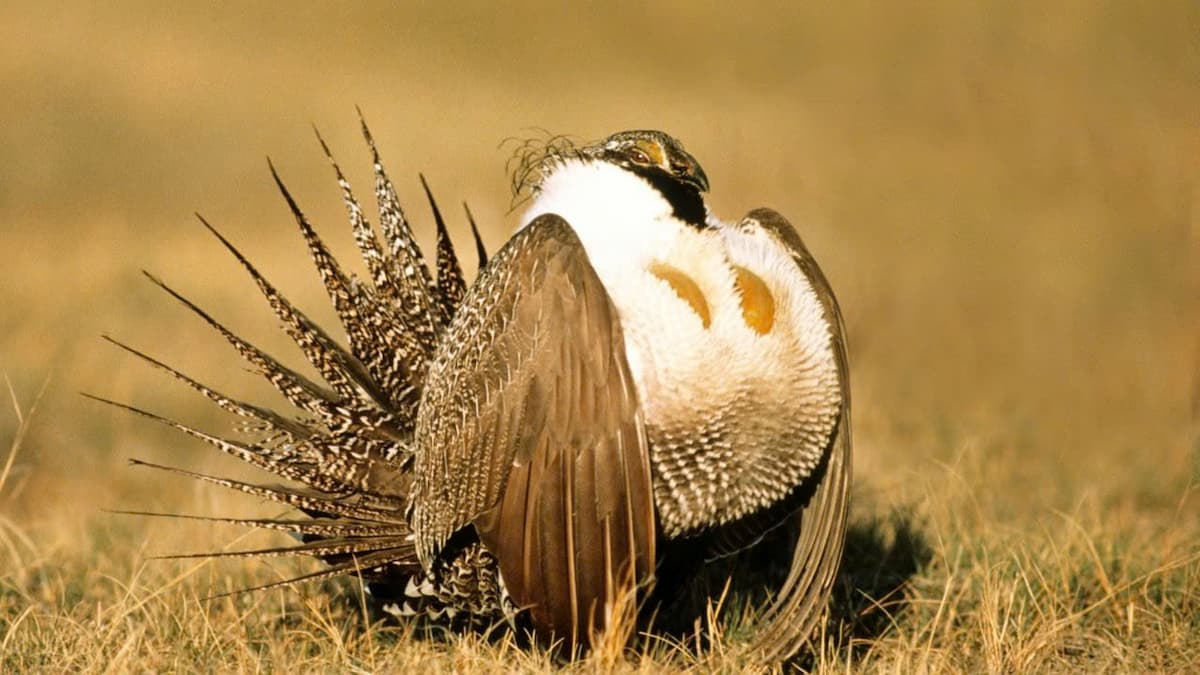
top-left (92, 119), bottom-right (487, 601)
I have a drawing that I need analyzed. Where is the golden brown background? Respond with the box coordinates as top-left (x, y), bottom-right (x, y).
top-left (0, 1), bottom-right (1195, 668)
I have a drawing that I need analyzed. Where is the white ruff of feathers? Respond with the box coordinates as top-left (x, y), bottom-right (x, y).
top-left (520, 158), bottom-right (841, 536)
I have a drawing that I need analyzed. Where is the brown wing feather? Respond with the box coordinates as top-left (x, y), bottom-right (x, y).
top-left (409, 214), bottom-right (656, 650)
top-left (739, 208), bottom-right (852, 661)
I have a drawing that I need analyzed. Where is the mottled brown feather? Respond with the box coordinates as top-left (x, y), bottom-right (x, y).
top-left (410, 215), bottom-right (656, 649)
top-left (736, 208), bottom-right (852, 662)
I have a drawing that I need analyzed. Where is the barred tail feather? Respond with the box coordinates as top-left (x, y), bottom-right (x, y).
top-left (201, 207), bottom-right (392, 416)
top-left (101, 336), bottom-right (315, 442)
top-left (421, 174), bottom-right (468, 318)
top-left (462, 202), bottom-right (489, 270)
top-left (139, 271), bottom-right (343, 421)
top-left (87, 393), bottom-right (394, 500)
top-left (268, 159), bottom-right (426, 419)
top-left (358, 116), bottom-right (445, 346)
top-left (195, 214), bottom-right (413, 449)
top-left (155, 536), bottom-right (412, 563)
top-left (314, 128), bottom-right (431, 409)
top-left (112, 510), bottom-right (411, 539)
top-left (98, 120), bottom-right (488, 604)
top-left (205, 549), bottom-right (424, 600)
top-left (126, 460), bottom-right (402, 522)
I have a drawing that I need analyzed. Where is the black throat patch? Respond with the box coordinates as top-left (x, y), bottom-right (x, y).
top-left (633, 168), bottom-right (708, 228)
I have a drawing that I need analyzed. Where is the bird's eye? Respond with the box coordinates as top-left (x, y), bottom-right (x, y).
top-left (628, 148), bottom-right (651, 165)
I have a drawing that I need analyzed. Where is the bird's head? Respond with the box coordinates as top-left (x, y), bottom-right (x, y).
top-left (510, 130), bottom-right (709, 200)
top-left (583, 130), bottom-right (710, 194)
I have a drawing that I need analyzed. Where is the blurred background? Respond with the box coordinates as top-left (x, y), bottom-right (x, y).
top-left (0, 2), bottom-right (1194, 549)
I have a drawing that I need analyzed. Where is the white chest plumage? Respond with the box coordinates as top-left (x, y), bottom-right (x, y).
top-left (521, 160), bottom-right (841, 535)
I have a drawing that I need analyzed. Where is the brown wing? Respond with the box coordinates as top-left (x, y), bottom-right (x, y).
top-left (408, 214), bottom-right (656, 650)
top-left (739, 208), bottom-right (852, 662)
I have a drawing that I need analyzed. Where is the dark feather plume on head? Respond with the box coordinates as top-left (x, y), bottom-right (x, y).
top-left (503, 131), bottom-right (588, 210)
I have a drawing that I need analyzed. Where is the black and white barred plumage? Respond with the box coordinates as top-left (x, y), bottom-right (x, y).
top-left (96, 119), bottom-right (484, 624)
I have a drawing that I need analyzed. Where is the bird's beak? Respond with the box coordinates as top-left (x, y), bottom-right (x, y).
top-left (671, 153), bottom-right (709, 193)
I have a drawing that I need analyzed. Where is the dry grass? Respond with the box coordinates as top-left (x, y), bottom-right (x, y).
top-left (1, 1), bottom-right (1196, 672)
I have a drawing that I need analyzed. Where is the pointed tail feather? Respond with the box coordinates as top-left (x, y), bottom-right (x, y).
top-left (102, 335), bottom-right (315, 443)
top-left (462, 202), bottom-right (489, 270)
top-left (202, 548), bottom-right (422, 601)
top-left (313, 127), bottom-right (433, 406)
top-left (90, 393), bottom-right (389, 498)
top-left (140, 270), bottom-right (342, 422)
top-left (421, 174), bottom-right (467, 320)
top-left (125, 459), bottom-right (403, 524)
top-left (111, 509), bottom-right (410, 538)
top-left (357, 116), bottom-right (444, 350)
top-left (103, 120), bottom-right (485, 618)
top-left (154, 535), bottom-right (411, 562)
top-left (196, 214), bottom-right (401, 430)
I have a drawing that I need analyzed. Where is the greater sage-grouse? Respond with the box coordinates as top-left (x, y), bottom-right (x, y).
top-left (98, 123), bottom-right (850, 662)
